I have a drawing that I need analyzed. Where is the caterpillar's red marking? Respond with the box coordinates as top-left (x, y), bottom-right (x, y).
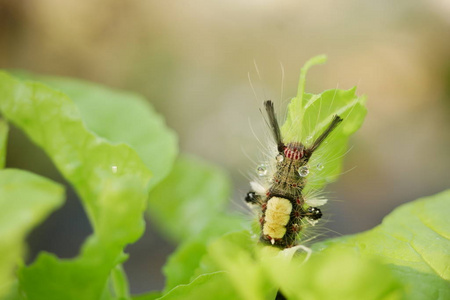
top-left (284, 147), bottom-right (304, 160)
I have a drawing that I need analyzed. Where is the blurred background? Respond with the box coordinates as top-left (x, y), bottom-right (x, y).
top-left (1, 0), bottom-right (449, 294)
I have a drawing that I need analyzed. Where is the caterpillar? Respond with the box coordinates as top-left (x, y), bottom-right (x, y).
top-left (245, 100), bottom-right (343, 248)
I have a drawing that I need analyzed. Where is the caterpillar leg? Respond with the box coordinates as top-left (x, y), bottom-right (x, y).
top-left (307, 207), bottom-right (322, 220)
top-left (245, 191), bottom-right (262, 205)
top-left (305, 207), bottom-right (322, 226)
top-left (246, 181), bottom-right (267, 206)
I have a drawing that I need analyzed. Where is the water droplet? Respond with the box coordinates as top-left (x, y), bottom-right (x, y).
top-left (256, 164), bottom-right (267, 176)
top-left (298, 166), bottom-right (309, 177)
top-left (111, 165), bottom-right (118, 173)
top-left (305, 135), bottom-right (313, 144)
top-left (276, 154), bottom-right (284, 163)
top-left (316, 163), bottom-right (324, 171)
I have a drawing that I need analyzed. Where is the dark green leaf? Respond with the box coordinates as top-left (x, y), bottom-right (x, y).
top-left (314, 189), bottom-right (450, 300)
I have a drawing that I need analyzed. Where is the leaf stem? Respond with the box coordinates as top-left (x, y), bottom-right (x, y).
top-left (289, 55), bottom-right (328, 141)
top-left (297, 55), bottom-right (328, 101)
top-left (111, 264), bottom-right (130, 300)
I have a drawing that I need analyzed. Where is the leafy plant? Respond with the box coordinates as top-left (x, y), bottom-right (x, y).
top-left (0, 56), bottom-right (448, 300)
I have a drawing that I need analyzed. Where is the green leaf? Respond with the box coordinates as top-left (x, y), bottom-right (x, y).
top-left (162, 231), bottom-right (276, 300)
top-left (314, 189), bottom-right (450, 300)
top-left (162, 241), bottom-right (208, 292)
top-left (132, 292), bottom-right (162, 300)
top-left (157, 272), bottom-right (240, 300)
top-left (280, 57), bottom-right (367, 192)
top-left (281, 55), bottom-right (327, 142)
top-left (132, 291), bottom-right (162, 300)
top-left (147, 155), bottom-right (244, 243)
top-left (156, 156), bottom-right (248, 295)
top-left (0, 120), bottom-right (8, 169)
top-left (0, 71), bottom-right (152, 299)
top-left (172, 230), bottom-right (401, 300)
top-left (204, 232), bottom-right (272, 300)
top-left (262, 245), bottom-right (404, 300)
top-left (17, 177), bottom-right (146, 300)
top-left (111, 265), bottom-right (130, 300)
top-left (162, 231), bottom-right (258, 295)
top-left (151, 156), bottom-right (246, 296)
top-left (0, 169), bottom-right (64, 298)
top-left (16, 74), bottom-right (178, 190)
top-left (0, 71), bottom-right (151, 228)
top-left (177, 228), bottom-right (403, 300)
top-left (17, 168), bottom-right (149, 300)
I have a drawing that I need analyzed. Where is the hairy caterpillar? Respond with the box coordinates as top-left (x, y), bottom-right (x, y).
top-left (245, 100), bottom-right (342, 248)
top-left (244, 56), bottom-right (366, 300)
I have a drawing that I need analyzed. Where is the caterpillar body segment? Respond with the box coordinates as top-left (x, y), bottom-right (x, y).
top-left (262, 197), bottom-right (292, 240)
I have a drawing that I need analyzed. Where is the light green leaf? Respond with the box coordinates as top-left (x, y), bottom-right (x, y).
top-left (0, 169), bottom-right (64, 298)
top-left (0, 71), bottom-right (152, 299)
top-left (148, 155), bottom-right (244, 243)
top-left (162, 231), bottom-right (259, 296)
top-left (162, 241), bottom-right (208, 292)
top-left (111, 265), bottom-right (130, 300)
top-left (262, 245), bottom-right (403, 300)
top-left (0, 71), bottom-right (151, 228)
top-left (158, 272), bottom-right (240, 300)
top-left (18, 175), bottom-right (148, 300)
top-left (132, 291), bottom-right (161, 300)
top-left (162, 231), bottom-right (276, 300)
top-left (280, 57), bottom-right (367, 192)
top-left (205, 232), bottom-right (272, 300)
top-left (172, 230), bottom-right (401, 300)
top-left (0, 120), bottom-right (8, 169)
top-left (156, 156), bottom-right (249, 295)
top-left (177, 226), bottom-right (403, 300)
top-left (314, 189), bottom-right (450, 300)
top-left (150, 156), bottom-right (247, 295)
top-left (16, 75), bottom-right (177, 190)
